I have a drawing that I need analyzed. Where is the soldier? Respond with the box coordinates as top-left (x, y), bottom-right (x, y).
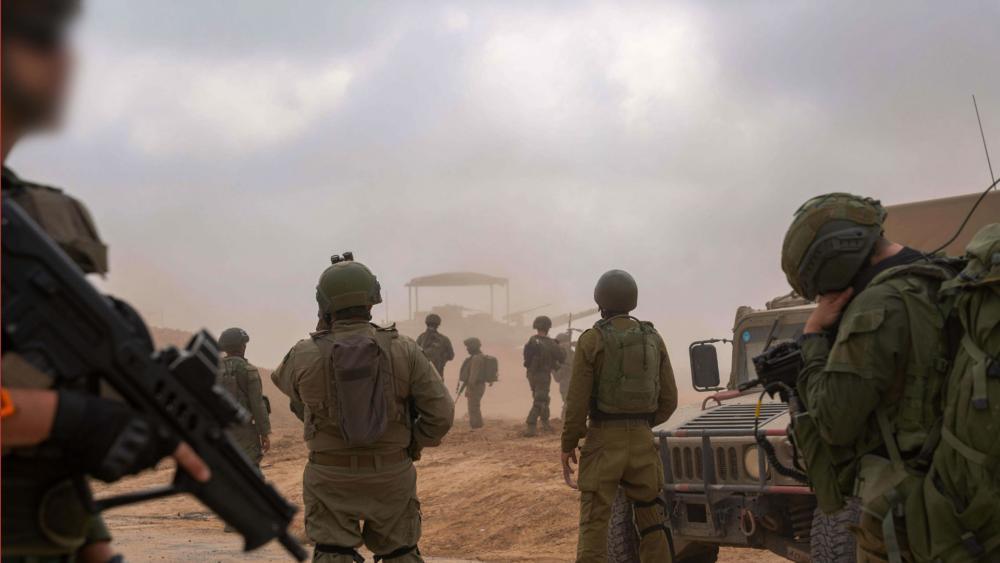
top-left (554, 332), bottom-right (575, 420)
top-left (560, 270), bottom-right (677, 562)
top-left (218, 328), bottom-right (271, 467)
top-left (522, 315), bottom-right (565, 437)
top-left (272, 255), bottom-right (454, 563)
top-left (780, 193), bottom-right (954, 562)
top-left (416, 313), bottom-right (455, 379)
top-left (1, 2), bottom-right (210, 561)
top-left (457, 337), bottom-right (492, 429)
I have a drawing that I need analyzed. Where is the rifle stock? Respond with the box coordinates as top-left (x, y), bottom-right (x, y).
top-left (1, 198), bottom-right (306, 560)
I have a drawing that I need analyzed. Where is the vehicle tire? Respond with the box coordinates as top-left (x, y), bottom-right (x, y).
top-left (810, 497), bottom-right (861, 563)
top-left (607, 488), bottom-right (640, 563)
top-left (607, 489), bottom-right (719, 563)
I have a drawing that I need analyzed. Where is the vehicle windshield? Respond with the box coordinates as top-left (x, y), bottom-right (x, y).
top-left (734, 321), bottom-right (806, 386)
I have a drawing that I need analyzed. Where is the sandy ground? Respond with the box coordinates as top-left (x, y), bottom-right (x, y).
top-left (96, 419), bottom-right (781, 562)
top-left (97, 328), bottom-right (782, 561)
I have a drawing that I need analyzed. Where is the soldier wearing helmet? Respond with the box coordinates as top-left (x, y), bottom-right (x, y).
top-left (416, 313), bottom-right (455, 379)
top-left (781, 193), bottom-right (954, 562)
top-left (458, 337), bottom-right (497, 429)
top-left (217, 328), bottom-right (271, 471)
top-left (521, 315), bottom-right (565, 436)
top-left (1, 1), bottom-right (209, 561)
top-left (272, 254), bottom-right (454, 563)
top-left (560, 270), bottom-right (677, 562)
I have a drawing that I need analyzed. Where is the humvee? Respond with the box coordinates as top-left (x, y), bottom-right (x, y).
top-left (605, 191), bottom-right (1000, 562)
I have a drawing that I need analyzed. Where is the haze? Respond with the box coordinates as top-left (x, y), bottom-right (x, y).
top-left (8, 1), bottom-right (999, 382)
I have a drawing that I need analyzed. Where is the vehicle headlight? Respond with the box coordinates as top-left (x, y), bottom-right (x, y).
top-left (743, 445), bottom-right (769, 481)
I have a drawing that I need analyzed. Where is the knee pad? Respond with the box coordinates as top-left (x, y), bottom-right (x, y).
top-left (374, 544), bottom-right (419, 561)
top-left (315, 543), bottom-right (364, 563)
top-left (634, 498), bottom-right (669, 539)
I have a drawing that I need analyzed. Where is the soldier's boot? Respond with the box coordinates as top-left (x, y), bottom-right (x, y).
top-left (541, 420), bottom-right (554, 433)
top-left (522, 424), bottom-right (537, 437)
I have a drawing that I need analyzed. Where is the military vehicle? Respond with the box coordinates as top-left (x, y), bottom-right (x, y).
top-left (607, 190), bottom-right (1000, 563)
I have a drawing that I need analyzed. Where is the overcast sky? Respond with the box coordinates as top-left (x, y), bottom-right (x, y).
top-left (9, 1), bottom-right (1000, 374)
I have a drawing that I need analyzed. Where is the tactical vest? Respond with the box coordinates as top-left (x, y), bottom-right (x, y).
top-left (220, 356), bottom-right (252, 408)
top-left (297, 324), bottom-right (412, 453)
top-left (917, 224), bottom-right (1000, 563)
top-left (593, 316), bottom-right (661, 415)
top-left (525, 336), bottom-right (561, 373)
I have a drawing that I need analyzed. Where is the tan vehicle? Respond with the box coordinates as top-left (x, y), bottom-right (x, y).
top-left (607, 190), bottom-right (1000, 563)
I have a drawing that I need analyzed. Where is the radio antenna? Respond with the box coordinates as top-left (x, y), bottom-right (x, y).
top-left (973, 94), bottom-right (996, 184)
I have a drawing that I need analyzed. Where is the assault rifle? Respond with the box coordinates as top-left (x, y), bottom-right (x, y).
top-left (455, 380), bottom-right (467, 399)
top-left (1, 198), bottom-right (307, 560)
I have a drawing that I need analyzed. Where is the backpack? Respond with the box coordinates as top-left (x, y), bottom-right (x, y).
top-left (329, 328), bottom-right (399, 447)
top-left (420, 331), bottom-right (448, 363)
top-left (593, 316), bottom-right (661, 415)
top-left (918, 223), bottom-right (1000, 562)
top-left (219, 356), bottom-right (250, 406)
top-left (524, 336), bottom-right (562, 372)
top-left (481, 355), bottom-right (499, 383)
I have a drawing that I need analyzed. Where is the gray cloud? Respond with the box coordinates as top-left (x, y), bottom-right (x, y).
top-left (9, 1), bottom-right (999, 376)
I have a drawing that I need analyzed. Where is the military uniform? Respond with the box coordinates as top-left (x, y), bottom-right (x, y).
top-left (459, 351), bottom-right (489, 429)
top-left (554, 336), bottom-right (575, 420)
top-left (562, 316), bottom-right (678, 563)
top-left (273, 314), bottom-right (453, 562)
top-left (416, 326), bottom-right (454, 378)
top-left (1, 167), bottom-right (113, 560)
top-left (220, 355), bottom-right (271, 465)
top-left (523, 333), bottom-right (564, 432)
top-left (782, 194), bottom-right (953, 563)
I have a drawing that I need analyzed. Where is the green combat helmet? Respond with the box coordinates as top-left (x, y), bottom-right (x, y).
top-left (425, 313), bottom-right (442, 328)
top-left (781, 193), bottom-right (887, 300)
top-left (532, 315), bottom-right (553, 331)
top-left (218, 327), bottom-right (249, 354)
top-left (463, 337), bottom-right (482, 352)
top-left (315, 251), bottom-right (383, 317)
top-left (594, 269), bottom-right (639, 313)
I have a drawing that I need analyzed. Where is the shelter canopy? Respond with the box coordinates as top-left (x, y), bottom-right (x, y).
top-left (406, 272), bottom-right (508, 288)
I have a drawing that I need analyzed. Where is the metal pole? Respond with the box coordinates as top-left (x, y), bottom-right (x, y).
top-left (408, 287), bottom-right (412, 320)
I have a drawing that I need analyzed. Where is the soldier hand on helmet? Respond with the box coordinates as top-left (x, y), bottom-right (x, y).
top-left (804, 288), bottom-right (854, 334)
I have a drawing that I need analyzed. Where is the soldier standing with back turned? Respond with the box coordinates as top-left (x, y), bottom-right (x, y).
top-left (217, 327), bottom-right (271, 467)
top-left (416, 313), bottom-right (455, 378)
top-left (554, 331), bottom-right (575, 420)
top-left (458, 337), bottom-right (494, 429)
top-left (780, 193), bottom-right (954, 562)
top-left (561, 270), bottom-right (677, 563)
top-left (522, 315), bottom-right (565, 437)
top-left (272, 254), bottom-right (454, 562)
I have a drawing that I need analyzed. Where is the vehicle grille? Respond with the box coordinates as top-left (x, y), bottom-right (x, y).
top-left (671, 445), bottom-right (745, 482)
top-left (676, 402), bottom-right (787, 432)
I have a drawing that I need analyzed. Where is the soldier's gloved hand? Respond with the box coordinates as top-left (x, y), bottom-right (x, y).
top-left (48, 389), bottom-right (180, 482)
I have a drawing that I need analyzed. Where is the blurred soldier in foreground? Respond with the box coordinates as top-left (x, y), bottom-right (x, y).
top-left (560, 270), bottom-right (677, 562)
top-left (781, 193), bottom-right (953, 562)
top-left (457, 337), bottom-right (498, 429)
top-left (218, 328), bottom-right (271, 466)
top-left (554, 332), bottom-right (575, 420)
top-left (272, 254), bottom-right (454, 562)
top-left (522, 315), bottom-right (565, 436)
top-left (416, 313), bottom-right (454, 379)
top-left (1, 1), bottom-right (209, 561)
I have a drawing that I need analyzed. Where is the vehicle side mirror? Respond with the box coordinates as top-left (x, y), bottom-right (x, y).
top-left (689, 342), bottom-right (722, 392)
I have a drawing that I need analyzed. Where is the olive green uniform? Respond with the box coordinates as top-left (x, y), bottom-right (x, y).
top-left (1, 167), bottom-right (113, 561)
top-left (459, 353), bottom-right (489, 428)
top-left (272, 321), bottom-right (454, 562)
top-left (416, 328), bottom-right (454, 378)
top-left (797, 257), bottom-right (952, 563)
top-left (523, 335), bottom-right (564, 429)
top-left (561, 317), bottom-right (678, 563)
top-left (220, 356), bottom-right (271, 465)
top-left (555, 340), bottom-right (575, 419)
